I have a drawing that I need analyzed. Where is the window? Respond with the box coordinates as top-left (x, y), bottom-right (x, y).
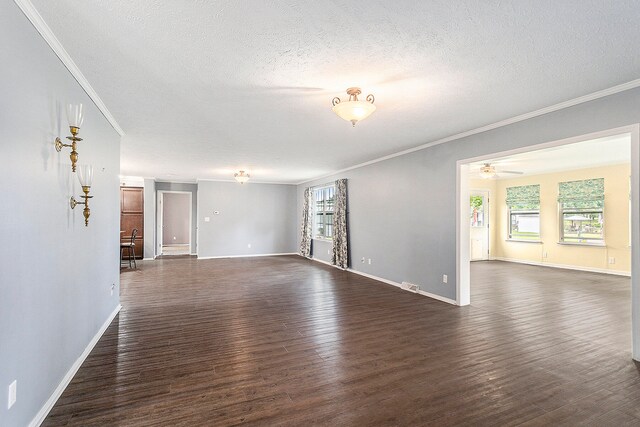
top-left (470, 195), bottom-right (485, 227)
top-left (506, 184), bottom-right (540, 240)
top-left (558, 178), bottom-right (604, 244)
top-left (314, 185), bottom-right (335, 239)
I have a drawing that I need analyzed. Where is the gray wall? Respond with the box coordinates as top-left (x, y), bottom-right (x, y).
top-left (198, 181), bottom-right (297, 257)
top-left (156, 182), bottom-right (197, 254)
top-left (298, 87), bottom-right (640, 301)
top-left (162, 192), bottom-right (191, 245)
top-left (143, 178), bottom-right (156, 258)
top-left (0, 3), bottom-right (121, 426)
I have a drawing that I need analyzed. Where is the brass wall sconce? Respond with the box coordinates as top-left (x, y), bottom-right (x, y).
top-left (55, 104), bottom-right (85, 172)
top-left (70, 165), bottom-right (93, 226)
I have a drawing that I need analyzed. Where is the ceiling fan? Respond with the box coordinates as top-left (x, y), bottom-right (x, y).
top-left (478, 163), bottom-right (524, 179)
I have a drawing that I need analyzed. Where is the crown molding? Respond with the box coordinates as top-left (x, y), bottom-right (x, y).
top-left (15, 0), bottom-right (125, 136)
top-left (297, 78), bottom-right (640, 185)
top-left (196, 178), bottom-right (296, 186)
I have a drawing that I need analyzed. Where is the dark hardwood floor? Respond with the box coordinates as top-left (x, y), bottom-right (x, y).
top-left (44, 258), bottom-right (640, 426)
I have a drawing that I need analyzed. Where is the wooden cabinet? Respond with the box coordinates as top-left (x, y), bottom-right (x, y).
top-left (121, 187), bottom-right (144, 259)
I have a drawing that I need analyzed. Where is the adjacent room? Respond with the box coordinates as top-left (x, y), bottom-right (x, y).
top-left (2, 1), bottom-right (640, 426)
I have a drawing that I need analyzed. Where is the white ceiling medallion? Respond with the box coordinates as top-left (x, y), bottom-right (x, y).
top-left (234, 170), bottom-right (250, 184)
top-left (332, 87), bottom-right (376, 127)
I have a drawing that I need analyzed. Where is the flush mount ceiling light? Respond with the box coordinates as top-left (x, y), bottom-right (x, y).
top-left (332, 87), bottom-right (376, 127)
top-left (234, 170), bottom-right (250, 184)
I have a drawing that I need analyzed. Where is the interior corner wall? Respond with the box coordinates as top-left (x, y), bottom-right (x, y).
top-left (155, 182), bottom-right (198, 254)
top-left (297, 86), bottom-right (640, 302)
top-left (143, 179), bottom-right (156, 258)
top-left (0, 3), bottom-right (121, 426)
top-left (197, 181), bottom-right (297, 258)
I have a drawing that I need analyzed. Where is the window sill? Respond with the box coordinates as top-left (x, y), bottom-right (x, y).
top-left (505, 239), bottom-right (543, 244)
top-left (313, 237), bottom-right (333, 242)
top-left (557, 241), bottom-right (605, 247)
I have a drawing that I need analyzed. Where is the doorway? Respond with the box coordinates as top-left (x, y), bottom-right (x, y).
top-left (456, 125), bottom-right (640, 360)
top-left (469, 190), bottom-right (490, 261)
top-left (157, 191), bottom-right (192, 256)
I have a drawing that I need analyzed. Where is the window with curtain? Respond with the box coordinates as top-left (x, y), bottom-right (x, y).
top-left (506, 184), bottom-right (540, 241)
top-left (314, 185), bottom-right (335, 239)
top-left (558, 178), bottom-right (604, 244)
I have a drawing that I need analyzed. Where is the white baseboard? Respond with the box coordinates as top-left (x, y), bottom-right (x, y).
top-left (29, 304), bottom-right (121, 427)
top-left (142, 257), bottom-right (154, 261)
top-left (197, 252), bottom-right (297, 260)
top-left (309, 257), bottom-right (334, 267)
top-left (494, 257), bottom-right (631, 277)
top-left (305, 256), bottom-right (457, 305)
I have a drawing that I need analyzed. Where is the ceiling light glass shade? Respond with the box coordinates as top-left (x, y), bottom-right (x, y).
top-left (77, 164), bottom-right (93, 187)
top-left (66, 103), bottom-right (84, 128)
top-left (332, 101), bottom-right (376, 126)
top-left (331, 87), bottom-right (376, 126)
top-left (234, 170), bottom-right (250, 184)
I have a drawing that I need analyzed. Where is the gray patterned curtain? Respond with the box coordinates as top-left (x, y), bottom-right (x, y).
top-left (299, 187), bottom-right (313, 258)
top-left (332, 179), bottom-right (348, 269)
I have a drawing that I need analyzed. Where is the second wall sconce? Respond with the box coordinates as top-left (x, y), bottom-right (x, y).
top-left (55, 104), bottom-right (85, 172)
top-left (70, 164), bottom-right (93, 226)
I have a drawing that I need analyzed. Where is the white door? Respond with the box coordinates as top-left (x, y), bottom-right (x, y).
top-left (470, 191), bottom-right (490, 261)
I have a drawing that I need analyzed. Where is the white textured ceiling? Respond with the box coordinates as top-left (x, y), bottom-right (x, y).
top-left (30, 0), bottom-right (640, 183)
top-left (469, 134), bottom-right (631, 179)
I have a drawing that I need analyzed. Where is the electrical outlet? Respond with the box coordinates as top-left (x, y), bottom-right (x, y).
top-left (110, 283), bottom-right (116, 296)
top-left (204, 217), bottom-right (210, 222)
top-left (8, 380), bottom-right (16, 409)
top-left (361, 257), bottom-right (365, 263)
top-left (328, 249), bottom-right (331, 255)
top-left (609, 257), bottom-right (615, 264)
top-left (442, 274), bottom-right (448, 284)
top-left (173, 236), bottom-right (176, 240)
top-left (247, 243), bottom-right (251, 248)
top-left (368, 258), bottom-right (372, 265)
top-left (543, 251), bottom-right (548, 258)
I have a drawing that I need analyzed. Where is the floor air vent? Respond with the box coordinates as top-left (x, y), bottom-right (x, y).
top-left (401, 281), bottom-right (419, 293)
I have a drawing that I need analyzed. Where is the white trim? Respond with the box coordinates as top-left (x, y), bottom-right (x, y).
top-left (296, 80), bottom-right (640, 185)
top-left (29, 304), bottom-right (121, 427)
top-left (197, 252), bottom-right (297, 260)
top-left (157, 190), bottom-right (193, 256)
top-left (14, 0), bottom-right (125, 136)
top-left (309, 257), bottom-right (334, 267)
top-left (493, 257), bottom-right (630, 277)
top-left (631, 125), bottom-right (640, 361)
top-left (196, 178), bottom-right (295, 185)
top-left (142, 257), bottom-right (154, 261)
top-left (347, 268), bottom-right (458, 305)
top-left (306, 256), bottom-right (457, 305)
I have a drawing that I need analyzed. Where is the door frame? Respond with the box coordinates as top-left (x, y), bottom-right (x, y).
top-left (456, 124), bottom-right (640, 361)
top-left (469, 189), bottom-right (490, 261)
top-left (157, 190), bottom-right (193, 256)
